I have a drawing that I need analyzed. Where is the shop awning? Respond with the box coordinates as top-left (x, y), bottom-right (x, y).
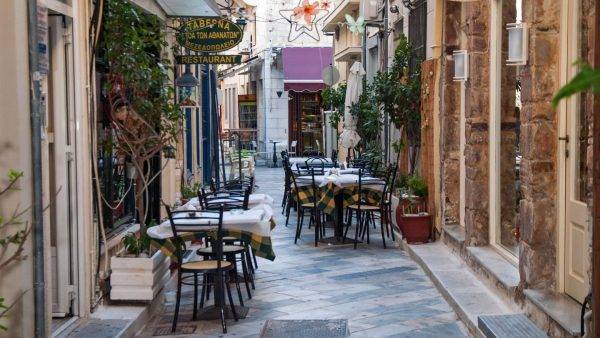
top-left (156, 0), bottom-right (221, 17)
top-left (282, 47), bottom-right (332, 92)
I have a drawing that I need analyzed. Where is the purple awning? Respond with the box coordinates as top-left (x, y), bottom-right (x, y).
top-left (282, 47), bottom-right (332, 92)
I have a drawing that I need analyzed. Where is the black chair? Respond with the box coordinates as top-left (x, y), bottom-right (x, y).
top-left (344, 169), bottom-right (390, 249)
top-left (198, 187), bottom-right (256, 289)
top-left (291, 168), bottom-right (325, 246)
top-left (165, 205), bottom-right (238, 334)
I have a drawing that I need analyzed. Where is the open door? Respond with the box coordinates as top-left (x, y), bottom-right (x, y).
top-left (48, 14), bottom-right (77, 317)
top-left (561, 0), bottom-right (591, 303)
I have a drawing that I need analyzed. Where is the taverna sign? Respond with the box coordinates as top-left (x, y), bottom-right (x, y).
top-left (177, 17), bottom-right (243, 53)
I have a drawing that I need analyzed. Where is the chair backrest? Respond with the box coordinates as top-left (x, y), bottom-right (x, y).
top-left (165, 204), bottom-right (225, 265)
top-left (199, 186), bottom-right (251, 211)
top-left (356, 168), bottom-right (388, 209)
top-left (386, 163), bottom-right (398, 203)
top-left (290, 140), bottom-right (297, 150)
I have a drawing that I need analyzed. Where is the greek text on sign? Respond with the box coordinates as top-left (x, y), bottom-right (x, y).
top-left (176, 54), bottom-right (243, 65)
top-left (177, 17), bottom-right (243, 53)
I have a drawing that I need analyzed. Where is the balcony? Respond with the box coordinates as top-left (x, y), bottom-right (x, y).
top-left (322, 0), bottom-right (361, 32)
top-left (333, 26), bottom-right (362, 62)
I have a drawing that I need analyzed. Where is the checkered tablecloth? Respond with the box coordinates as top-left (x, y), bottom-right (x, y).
top-left (149, 219), bottom-right (276, 263)
top-left (293, 182), bottom-right (383, 214)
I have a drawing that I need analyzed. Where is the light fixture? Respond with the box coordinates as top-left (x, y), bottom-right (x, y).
top-left (506, 22), bottom-right (528, 66)
top-left (453, 50), bottom-right (468, 82)
top-left (175, 66), bottom-right (200, 107)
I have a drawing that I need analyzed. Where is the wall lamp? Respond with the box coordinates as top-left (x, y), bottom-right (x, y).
top-left (453, 50), bottom-right (468, 82)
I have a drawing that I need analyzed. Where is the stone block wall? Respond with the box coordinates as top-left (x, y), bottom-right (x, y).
top-left (440, 1), bottom-right (461, 225)
top-left (463, 1), bottom-right (491, 246)
top-left (518, 0), bottom-right (561, 290)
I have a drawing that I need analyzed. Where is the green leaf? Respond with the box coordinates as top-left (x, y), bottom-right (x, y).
top-left (552, 63), bottom-right (600, 107)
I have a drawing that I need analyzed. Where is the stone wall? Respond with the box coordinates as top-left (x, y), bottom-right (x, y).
top-left (463, 1), bottom-right (491, 246)
top-left (518, 0), bottom-right (561, 290)
top-left (440, 1), bottom-right (461, 225)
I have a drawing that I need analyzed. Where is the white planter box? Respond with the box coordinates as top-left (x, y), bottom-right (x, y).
top-left (110, 251), bottom-right (171, 301)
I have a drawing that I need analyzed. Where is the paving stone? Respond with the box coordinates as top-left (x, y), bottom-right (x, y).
top-left (136, 168), bottom-right (467, 337)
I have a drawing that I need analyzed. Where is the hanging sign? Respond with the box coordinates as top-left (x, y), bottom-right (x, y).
top-left (177, 17), bottom-right (243, 53)
top-left (175, 54), bottom-right (243, 65)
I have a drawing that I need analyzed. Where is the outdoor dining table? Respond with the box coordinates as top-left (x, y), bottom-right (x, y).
top-left (295, 171), bottom-right (384, 245)
top-left (147, 203), bottom-right (276, 320)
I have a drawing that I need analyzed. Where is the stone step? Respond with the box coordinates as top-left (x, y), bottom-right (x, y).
top-left (406, 241), bottom-right (518, 337)
top-left (478, 314), bottom-right (548, 338)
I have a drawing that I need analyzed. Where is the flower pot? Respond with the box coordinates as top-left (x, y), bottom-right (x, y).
top-left (397, 213), bottom-right (432, 244)
top-left (110, 250), bottom-right (171, 301)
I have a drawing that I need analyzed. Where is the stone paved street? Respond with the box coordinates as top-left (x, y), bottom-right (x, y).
top-left (137, 167), bottom-right (469, 337)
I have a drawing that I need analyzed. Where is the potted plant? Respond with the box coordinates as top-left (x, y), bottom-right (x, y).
top-left (110, 230), bottom-right (171, 301)
top-left (180, 181), bottom-right (201, 205)
top-left (395, 174), bottom-right (432, 244)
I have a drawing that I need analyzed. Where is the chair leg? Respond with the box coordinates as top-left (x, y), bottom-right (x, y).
top-left (380, 215), bottom-right (387, 249)
top-left (233, 256), bottom-right (244, 307)
top-left (241, 253), bottom-right (252, 299)
top-left (354, 210), bottom-right (361, 249)
top-left (171, 271), bottom-right (182, 333)
top-left (314, 210), bottom-right (319, 247)
top-left (389, 208), bottom-right (396, 241)
top-left (199, 274), bottom-right (207, 309)
top-left (251, 248), bottom-right (258, 269)
top-left (295, 208), bottom-right (304, 244)
top-left (193, 272), bottom-right (198, 320)
top-left (225, 275), bottom-right (239, 321)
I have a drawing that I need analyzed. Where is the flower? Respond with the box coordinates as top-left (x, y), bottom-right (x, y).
top-left (293, 0), bottom-right (318, 25)
top-left (319, 0), bottom-right (332, 10)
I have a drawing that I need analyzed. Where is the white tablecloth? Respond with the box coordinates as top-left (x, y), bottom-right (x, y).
top-left (296, 173), bottom-right (383, 188)
top-left (186, 193), bottom-right (274, 209)
top-left (147, 203), bottom-right (274, 240)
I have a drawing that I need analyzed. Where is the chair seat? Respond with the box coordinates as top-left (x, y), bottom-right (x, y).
top-left (181, 260), bottom-right (233, 271)
top-left (223, 236), bottom-right (237, 242)
top-left (347, 204), bottom-right (380, 211)
top-left (301, 202), bottom-right (318, 208)
top-left (196, 245), bottom-right (246, 255)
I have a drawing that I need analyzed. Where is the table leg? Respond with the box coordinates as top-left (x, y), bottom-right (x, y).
top-left (319, 191), bottom-right (361, 245)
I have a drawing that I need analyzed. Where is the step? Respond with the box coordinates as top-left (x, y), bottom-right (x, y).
top-left (524, 289), bottom-right (582, 337)
top-left (478, 314), bottom-right (547, 338)
top-left (406, 241), bottom-right (518, 337)
top-left (442, 224), bottom-right (465, 249)
top-left (466, 246), bottom-right (520, 295)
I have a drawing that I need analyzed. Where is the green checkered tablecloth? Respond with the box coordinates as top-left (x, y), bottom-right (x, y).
top-left (293, 183), bottom-right (383, 214)
top-left (149, 218), bottom-right (277, 263)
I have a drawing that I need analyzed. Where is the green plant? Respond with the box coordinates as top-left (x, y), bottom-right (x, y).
top-left (552, 62), bottom-right (600, 107)
top-left (102, 0), bottom-right (183, 232)
top-left (121, 231), bottom-right (152, 257)
top-left (371, 35), bottom-right (422, 173)
top-left (180, 181), bottom-right (201, 200)
top-left (0, 170), bottom-right (31, 330)
top-left (321, 83), bottom-right (347, 129)
top-left (350, 85), bottom-right (382, 144)
top-left (407, 174), bottom-right (428, 198)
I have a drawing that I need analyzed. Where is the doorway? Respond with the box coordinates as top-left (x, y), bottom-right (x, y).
top-left (559, 0), bottom-right (591, 303)
top-left (288, 91), bottom-right (324, 155)
top-left (47, 14), bottom-right (78, 319)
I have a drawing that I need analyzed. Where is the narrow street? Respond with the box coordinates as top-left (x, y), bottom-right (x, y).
top-left (137, 167), bottom-right (468, 337)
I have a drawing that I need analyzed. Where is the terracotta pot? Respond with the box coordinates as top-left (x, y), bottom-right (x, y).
top-left (397, 213), bottom-right (432, 244)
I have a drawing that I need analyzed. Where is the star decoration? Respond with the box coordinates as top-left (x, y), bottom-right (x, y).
top-left (279, 0), bottom-right (330, 42)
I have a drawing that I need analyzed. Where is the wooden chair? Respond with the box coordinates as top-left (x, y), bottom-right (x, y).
top-left (165, 205), bottom-right (238, 334)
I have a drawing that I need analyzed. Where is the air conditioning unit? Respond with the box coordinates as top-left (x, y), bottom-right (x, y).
top-left (361, 0), bottom-right (379, 20)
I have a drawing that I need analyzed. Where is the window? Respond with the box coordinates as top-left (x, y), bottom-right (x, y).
top-left (408, 0), bottom-right (426, 67)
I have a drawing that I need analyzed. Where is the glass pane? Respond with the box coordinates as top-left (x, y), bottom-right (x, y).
top-left (299, 95), bottom-right (323, 153)
top-left (498, 0), bottom-right (522, 256)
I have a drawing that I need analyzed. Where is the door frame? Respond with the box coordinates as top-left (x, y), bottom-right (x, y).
top-left (557, 0), bottom-right (591, 299)
top-left (46, 3), bottom-right (82, 321)
top-left (488, 0), bottom-right (520, 264)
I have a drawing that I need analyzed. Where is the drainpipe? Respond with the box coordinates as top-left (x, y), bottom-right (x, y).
top-left (382, 0), bottom-right (390, 163)
top-left (26, 0), bottom-right (46, 336)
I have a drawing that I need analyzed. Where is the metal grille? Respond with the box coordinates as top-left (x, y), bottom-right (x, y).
top-left (260, 319), bottom-right (349, 338)
top-left (408, 0), bottom-right (427, 69)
